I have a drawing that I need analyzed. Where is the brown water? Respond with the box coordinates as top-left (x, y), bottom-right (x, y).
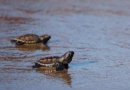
top-left (0, 0), bottom-right (130, 90)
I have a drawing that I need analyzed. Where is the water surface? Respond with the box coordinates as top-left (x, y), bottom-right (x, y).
top-left (0, 0), bottom-right (130, 90)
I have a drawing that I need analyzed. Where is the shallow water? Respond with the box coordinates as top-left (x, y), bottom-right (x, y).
top-left (0, 0), bottom-right (130, 90)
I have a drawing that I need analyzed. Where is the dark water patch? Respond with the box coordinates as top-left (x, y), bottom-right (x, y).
top-left (0, 67), bottom-right (33, 72)
top-left (14, 44), bottom-right (50, 52)
top-left (50, 45), bottom-right (70, 49)
top-left (17, 8), bottom-right (42, 14)
top-left (0, 46), bottom-right (14, 49)
top-left (0, 16), bottom-right (35, 24)
top-left (0, 56), bottom-right (30, 61)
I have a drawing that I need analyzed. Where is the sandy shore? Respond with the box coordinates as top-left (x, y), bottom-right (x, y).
top-left (0, 0), bottom-right (130, 90)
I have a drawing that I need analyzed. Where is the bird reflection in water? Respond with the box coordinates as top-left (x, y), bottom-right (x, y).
top-left (15, 43), bottom-right (50, 51)
top-left (35, 67), bottom-right (72, 86)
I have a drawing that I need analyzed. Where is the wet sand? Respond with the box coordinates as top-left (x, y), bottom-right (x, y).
top-left (0, 0), bottom-right (130, 90)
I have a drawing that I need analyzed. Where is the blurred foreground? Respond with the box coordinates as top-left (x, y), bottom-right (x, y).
top-left (0, 0), bottom-right (130, 90)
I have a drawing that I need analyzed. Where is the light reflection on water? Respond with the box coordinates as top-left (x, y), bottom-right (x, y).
top-left (35, 68), bottom-right (72, 87)
top-left (70, 60), bottom-right (98, 68)
top-left (0, 0), bottom-right (130, 90)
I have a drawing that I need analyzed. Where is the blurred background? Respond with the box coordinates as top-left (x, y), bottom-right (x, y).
top-left (0, 0), bottom-right (130, 90)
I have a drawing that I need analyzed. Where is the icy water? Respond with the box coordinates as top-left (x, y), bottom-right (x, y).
top-left (0, 0), bottom-right (130, 90)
